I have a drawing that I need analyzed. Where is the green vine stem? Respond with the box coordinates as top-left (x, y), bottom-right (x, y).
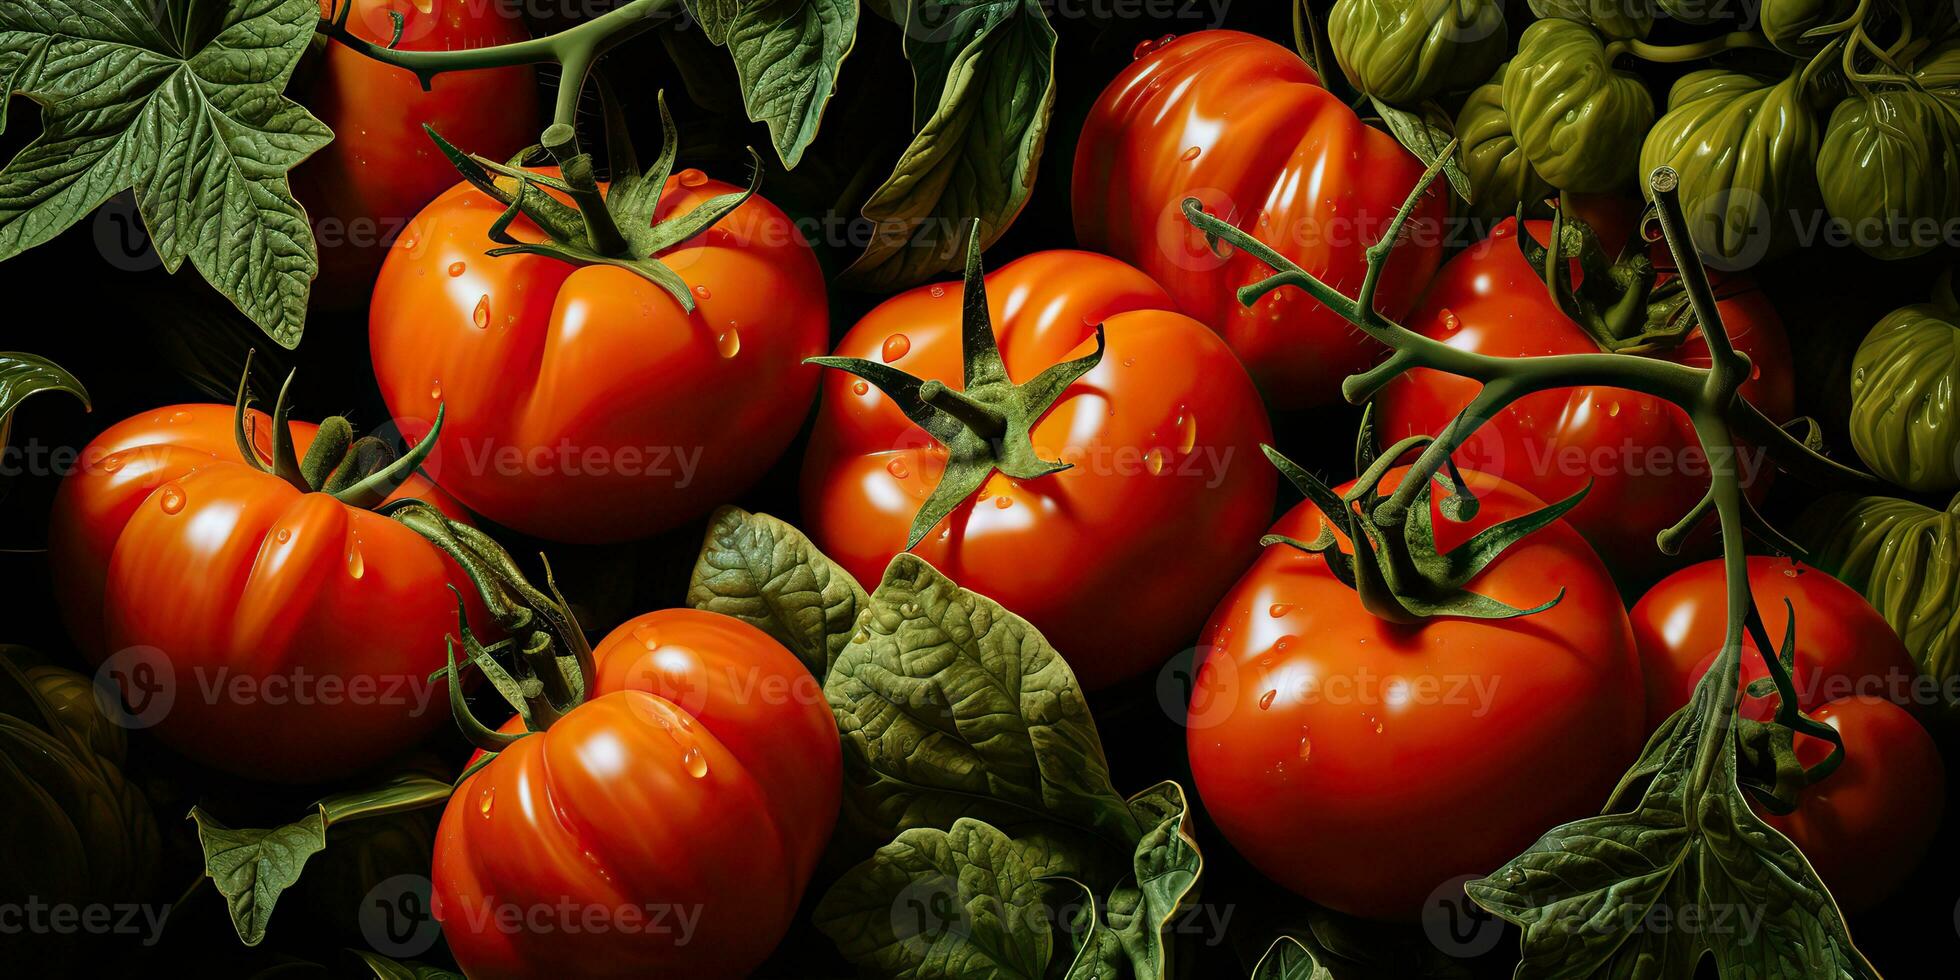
top-left (1183, 162), bottom-right (1874, 963)
top-left (318, 0), bottom-right (681, 130)
top-left (1606, 32), bottom-right (1784, 64)
top-left (229, 350), bottom-right (443, 508)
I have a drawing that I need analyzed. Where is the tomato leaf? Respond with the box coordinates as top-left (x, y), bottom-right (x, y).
top-left (352, 951), bottom-right (464, 980)
top-left (191, 774), bottom-right (453, 946)
top-left (1368, 97), bottom-right (1472, 203)
top-left (839, 0), bottom-right (1055, 291)
top-left (1048, 782), bottom-right (1205, 979)
top-left (687, 0), bottom-right (857, 169)
top-left (0, 353), bottom-right (88, 483)
top-left (0, 0), bottom-right (330, 347)
top-left (190, 807), bottom-right (327, 947)
top-left (814, 817), bottom-right (1061, 979)
top-left (1466, 661), bottom-right (1878, 978)
top-left (825, 553), bottom-right (1140, 851)
top-left (686, 505), bottom-right (868, 680)
top-left (1251, 936), bottom-right (1336, 980)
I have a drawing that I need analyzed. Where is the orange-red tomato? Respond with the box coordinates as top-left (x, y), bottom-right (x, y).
top-left (432, 609), bottom-right (840, 979)
top-left (1374, 219), bottom-right (1794, 583)
top-left (1187, 467), bottom-right (1643, 919)
top-left (1760, 696), bottom-right (1944, 914)
top-left (1631, 557), bottom-right (1924, 729)
top-left (48, 404), bottom-right (481, 782)
top-left (799, 250), bottom-right (1276, 690)
top-left (294, 0), bottom-right (539, 303)
top-left (369, 171), bottom-right (827, 543)
top-left (1073, 30), bottom-right (1444, 407)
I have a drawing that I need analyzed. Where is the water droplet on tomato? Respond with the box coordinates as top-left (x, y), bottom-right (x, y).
top-left (472, 295), bottom-right (491, 330)
top-left (1268, 603), bottom-right (1291, 618)
top-left (347, 547), bottom-right (365, 579)
top-left (1275, 635), bottom-right (1295, 653)
top-left (1259, 689), bottom-right (1276, 710)
top-left (929, 284), bottom-right (946, 298)
top-left (1144, 447), bottom-right (1168, 475)
top-left (479, 786), bottom-right (495, 817)
top-left (1176, 410), bottom-right (1198, 453)
top-left (158, 484), bottom-right (186, 514)
top-left (852, 380), bottom-right (870, 396)
top-left (447, 261), bottom-right (466, 277)
top-left (102, 455), bottom-right (122, 473)
top-left (681, 746), bottom-right (708, 778)
top-left (882, 334), bottom-right (911, 362)
top-left (887, 458), bottom-right (910, 479)
top-left (1180, 145), bottom-right (1201, 162)
top-left (1608, 401), bottom-right (1622, 417)
top-left (716, 326), bottom-right (742, 358)
top-left (1298, 729), bottom-right (1312, 761)
top-left (693, 284), bottom-right (712, 300)
top-left (1441, 308), bottom-right (1460, 331)
top-left (429, 380), bottom-right (443, 400)
top-left (994, 495), bottom-right (1012, 509)
top-left (275, 528), bottom-right (291, 544)
top-left (678, 168), bottom-right (708, 188)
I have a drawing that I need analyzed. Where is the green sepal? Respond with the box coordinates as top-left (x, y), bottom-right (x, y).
top-left (807, 224), bottom-right (1107, 550)
top-left (1512, 203), bottom-right (1707, 354)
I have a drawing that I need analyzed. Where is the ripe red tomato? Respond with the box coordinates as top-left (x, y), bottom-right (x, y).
top-left (369, 169), bottom-right (827, 543)
top-left (1631, 557), bottom-right (1924, 729)
top-left (799, 250), bottom-right (1275, 690)
top-left (48, 404), bottom-right (481, 782)
top-left (1373, 219), bottom-right (1794, 583)
top-left (293, 0), bottom-right (539, 303)
top-left (1759, 696), bottom-right (1943, 914)
top-left (1187, 467), bottom-right (1644, 919)
top-left (432, 609), bottom-right (840, 978)
top-left (1073, 30), bottom-right (1444, 407)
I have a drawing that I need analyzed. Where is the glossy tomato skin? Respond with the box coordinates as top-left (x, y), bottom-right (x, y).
top-left (293, 0), bottom-right (538, 304)
top-left (1187, 467), bottom-right (1644, 919)
top-left (1759, 696), bottom-right (1943, 914)
top-left (1373, 219), bottom-right (1794, 584)
top-left (370, 171), bottom-right (827, 543)
top-left (800, 251), bottom-right (1275, 690)
top-left (47, 404), bottom-right (482, 782)
top-left (1631, 557), bottom-right (1923, 729)
top-left (1073, 30), bottom-right (1445, 407)
top-left (433, 609), bottom-right (840, 979)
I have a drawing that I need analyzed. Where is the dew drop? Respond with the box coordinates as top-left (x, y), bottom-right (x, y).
top-left (693, 284), bottom-right (712, 301)
top-left (681, 746), bottom-right (709, 778)
top-left (1179, 145), bottom-right (1202, 162)
top-left (275, 528), bottom-right (292, 544)
top-left (1297, 729), bottom-right (1313, 762)
top-left (1268, 603), bottom-right (1291, 618)
top-left (716, 326), bottom-right (742, 359)
top-left (158, 484), bottom-right (186, 515)
top-left (447, 261), bottom-right (466, 277)
top-left (994, 495), bottom-right (1013, 509)
top-left (479, 786), bottom-right (495, 816)
top-left (1440, 308), bottom-right (1461, 332)
top-left (887, 458), bottom-right (910, 479)
top-left (472, 295), bottom-right (491, 330)
top-left (1274, 635), bottom-right (1295, 653)
top-left (1144, 447), bottom-right (1168, 475)
top-left (882, 333), bottom-right (912, 362)
top-left (1259, 689), bottom-right (1277, 710)
top-left (429, 380), bottom-right (443, 400)
top-left (102, 455), bottom-right (122, 473)
top-left (1607, 401), bottom-right (1622, 418)
top-left (929, 284), bottom-right (947, 298)
top-left (678, 168), bottom-right (708, 188)
top-left (1176, 410), bottom-right (1198, 453)
top-left (852, 380), bottom-right (870, 396)
top-left (347, 547), bottom-right (366, 579)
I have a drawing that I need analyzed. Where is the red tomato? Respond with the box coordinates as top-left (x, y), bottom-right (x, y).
top-left (800, 250), bottom-right (1275, 690)
top-left (369, 170), bottom-right (827, 543)
top-left (1373, 219), bottom-right (1794, 583)
top-left (1759, 696), bottom-right (1943, 914)
top-left (1187, 467), bottom-right (1643, 919)
top-left (1631, 557), bottom-right (1924, 729)
top-left (432, 609), bottom-right (840, 979)
top-left (1073, 30), bottom-right (1444, 407)
top-left (47, 404), bottom-right (481, 781)
top-left (294, 0), bottom-right (539, 303)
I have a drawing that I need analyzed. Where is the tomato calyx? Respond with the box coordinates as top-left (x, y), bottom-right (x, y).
top-left (424, 90), bottom-right (760, 313)
top-left (1515, 205), bottom-right (1704, 354)
top-left (229, 351), bottom-right (443, 509)
top-left (1260, 409), bottom-right (1586, 625)
top-left (806, 225), bottom-right (1107, 550)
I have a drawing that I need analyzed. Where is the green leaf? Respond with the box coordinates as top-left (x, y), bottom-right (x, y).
top-left (1467, 656), bottom-right (1878, 978)
top-left (352, 951), bottom-right (464, 980)
top-left (0, 0), bottom-right (332, 347)
top-left (839, 0), bottom-right (1055, 290)
top-left (191, 807), bottom-right (328, 947)
top-left (814, 817), bottom-right (1060, 979)
top-left (1368, 97), bottom-right (1472, 203)
top-left (686, 505), bottom-right (869, 680)
top-left (690, 0), bottom-right (857, 169)
top-left (0, 352), bottom-right (88, 423)
top-left (825, 552), bottom-right (1139, 853)
top-left (1251, 936), bottom-right (1335, 980)
top-left (192, 774), bottom-right (454, 946)
top-left (1098, 782), bottom-right (1203, 977)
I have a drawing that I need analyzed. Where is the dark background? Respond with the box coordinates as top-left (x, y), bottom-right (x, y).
top-left (2, 0), bottom-right (1955, 976)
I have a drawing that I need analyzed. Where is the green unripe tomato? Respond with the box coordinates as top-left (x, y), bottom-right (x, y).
top-left (1761, 0), bottom-right (1857, 55)
top-left (1850, 299), bottom-right (1960, 492)
top-left (1638, 70), bottom-right (1819, 267)
top-left (1457, 62), bottom-right (1555, 222)
top-left (1817, 90), bottom-right (1960, 260)
top-left (1503, 19), bottom-right (1656, 193)
top-left (1526, 0), bottom-right (1653, 40)
top-left (1329, 0), bottom-right (1507, 105)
